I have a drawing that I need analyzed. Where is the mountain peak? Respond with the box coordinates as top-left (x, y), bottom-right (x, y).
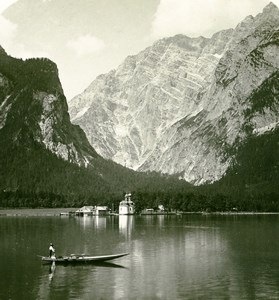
top-left (260, 1), bottom-right (279, 20)
top-left (263, 2), bottom-right (279, 13)
top-left (234, 1), bottom-right (279, 39)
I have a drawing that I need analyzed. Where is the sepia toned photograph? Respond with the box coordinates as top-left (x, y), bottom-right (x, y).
top-left (0, 0), bottom-right (278, 299)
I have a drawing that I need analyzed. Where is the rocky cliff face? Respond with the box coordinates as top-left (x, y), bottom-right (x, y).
top-left (0, 50), bottom-right (98, 167)
top-left (69, 3), bottom-right (279, 184)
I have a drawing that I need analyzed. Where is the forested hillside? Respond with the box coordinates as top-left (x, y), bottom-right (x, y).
top-left (0, 46), bottom-right (192, 208)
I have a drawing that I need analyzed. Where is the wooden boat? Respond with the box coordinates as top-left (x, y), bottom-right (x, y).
top-left (40, 252), bottom-right (129, 264)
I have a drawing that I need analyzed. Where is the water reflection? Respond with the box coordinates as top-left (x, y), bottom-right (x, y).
top-left (116, 221), bottom-right (226, 299)
top-left (157, 215), bottom-right (165, 227)
top-left (75, 215), bottom-right (92, 228)
top-left (2, 215), bottom-right (279, 299)
top-left (95, 217), bottom-right (107, 229)
top-left (38, 260), bottom-right (129, 300)
top-left (221, 215), bottom-right (279, 299)
top-left (48, 261), bottom-right (56, 282)
top-left (75, 216), bottom-right (107, 229)
top-left (119, 215), bottom-right (134, 238)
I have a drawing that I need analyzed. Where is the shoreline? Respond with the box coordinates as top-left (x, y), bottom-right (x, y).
top-left (0, 208), bottom-right (76, 216)
top-left (1, 208), bottom-right (279, 217)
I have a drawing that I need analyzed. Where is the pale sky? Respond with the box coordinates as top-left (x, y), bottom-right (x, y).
top-left (0, 0), bottom-right (278, 100)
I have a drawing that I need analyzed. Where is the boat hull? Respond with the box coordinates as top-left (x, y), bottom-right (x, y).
top-left (40, 253), bottom-right (129, 264)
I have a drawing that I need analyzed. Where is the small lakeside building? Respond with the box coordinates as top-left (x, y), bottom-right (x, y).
top-left (75, 206), bottom-right (108, 216)
top-left (119, 193), bottom-right (135, 215)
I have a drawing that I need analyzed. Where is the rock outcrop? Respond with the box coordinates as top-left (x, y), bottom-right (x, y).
top-left (69, 3), bottom-right (279, 184)
top-left (0, 51), bottom-right (98, 167)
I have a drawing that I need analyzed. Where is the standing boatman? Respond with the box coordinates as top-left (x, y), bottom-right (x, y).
top-left (49, 243), bottom-right (55, 258)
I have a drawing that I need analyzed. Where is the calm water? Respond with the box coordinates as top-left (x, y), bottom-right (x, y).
top-left (1, 214), bottom-right (279, 299)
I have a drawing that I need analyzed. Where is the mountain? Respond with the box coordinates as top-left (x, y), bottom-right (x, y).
top-left (0, 50), bottom-right (101, 165)
top-left (203, 70), bottom-right (279, 210)
top-left (0, 48), bottom-right (108, 198)
top-left (69, 2), bottom-right (279, 185)
top-left (0, 48), bottom-right (192, 207)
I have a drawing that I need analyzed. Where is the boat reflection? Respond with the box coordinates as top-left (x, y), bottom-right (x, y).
top-left (38, 259), bottom-right (127, 298)
top-left (48, 261), bottom-right (55, 282)
top-left (45, 260), bottom-right (126, 269)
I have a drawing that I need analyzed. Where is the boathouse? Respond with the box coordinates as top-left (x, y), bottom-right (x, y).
top-left (75, 206), bottom-right (108, 216)
top-left (94, 206), bottom-right (108, 216)
top-left (75, 206), bottom-right (94, 216)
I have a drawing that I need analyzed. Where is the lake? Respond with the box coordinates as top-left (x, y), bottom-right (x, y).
top-left (1, 213), bottom-right (279, 299)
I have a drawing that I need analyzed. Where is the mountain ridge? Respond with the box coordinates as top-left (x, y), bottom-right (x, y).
top-left (69, 2), bottom-right (279, 184)
top-left (0, 5), bottom-right (278, 210)
top-left (0, 48), bottom-right (195, 207)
